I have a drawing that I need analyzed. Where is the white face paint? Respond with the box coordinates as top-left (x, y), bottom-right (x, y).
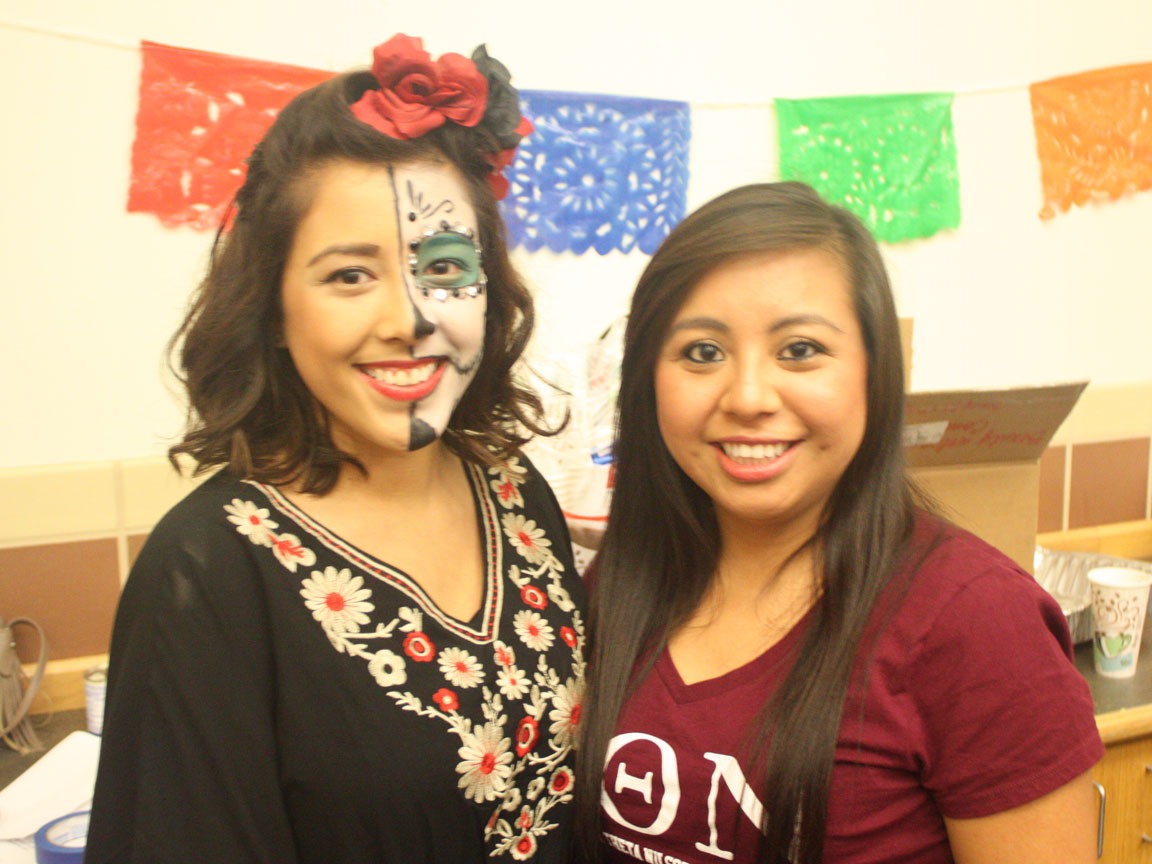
top-left (392, 162), bottom-right (488, 449)
top-left (279, 159), bottom-right (487, 460)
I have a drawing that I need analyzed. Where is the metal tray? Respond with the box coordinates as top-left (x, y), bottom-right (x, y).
top-left (1034, 546), bottom-right (1152, 644)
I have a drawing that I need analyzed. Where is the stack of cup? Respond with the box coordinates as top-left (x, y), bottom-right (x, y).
top-left (1088, 566), bottom-right (1152, 679)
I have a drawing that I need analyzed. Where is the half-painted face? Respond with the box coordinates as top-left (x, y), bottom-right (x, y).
top-left (280, 158), bottom-right (487, 459)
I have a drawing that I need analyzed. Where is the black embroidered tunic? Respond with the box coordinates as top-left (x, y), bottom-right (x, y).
top-left (86, 456), bottom-right (585, 863)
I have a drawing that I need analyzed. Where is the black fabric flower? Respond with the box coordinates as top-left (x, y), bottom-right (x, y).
top-left (471, 44), bottom-right (528, 149)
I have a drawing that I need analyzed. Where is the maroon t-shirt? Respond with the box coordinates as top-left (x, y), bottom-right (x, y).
top-left (600, 518), bottom-right (1103, 863)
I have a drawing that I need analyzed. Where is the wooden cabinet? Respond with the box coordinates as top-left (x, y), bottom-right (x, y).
top-left (1095, 720), bottom-right (1152, 862)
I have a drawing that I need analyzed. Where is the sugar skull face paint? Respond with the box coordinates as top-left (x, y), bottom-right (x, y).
top-left (393, 162), bottom-right (487, 448)
top-left (280, 159), bottom-right (486, 459)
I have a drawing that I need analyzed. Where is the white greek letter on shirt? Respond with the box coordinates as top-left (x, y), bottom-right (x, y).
top-left (603, 734), bottom-right (769, 860)
top-left (601, 733), bottom-right (681, 834)
top-left (694, 752), bottom-right (767, 860)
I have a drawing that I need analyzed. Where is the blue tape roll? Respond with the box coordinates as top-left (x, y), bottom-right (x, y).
top-left (33, 811), bottom-right (88, 864)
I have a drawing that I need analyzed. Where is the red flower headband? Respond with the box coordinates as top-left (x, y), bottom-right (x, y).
top-left (351, 34), bottom-right (533, 200)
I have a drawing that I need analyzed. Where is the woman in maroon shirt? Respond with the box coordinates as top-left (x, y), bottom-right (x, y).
top-left (577, 182), bottom-right (1101, 863)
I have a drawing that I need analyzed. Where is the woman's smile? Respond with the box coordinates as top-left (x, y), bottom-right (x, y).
top-left (357, 358), bottom-right (446, 400)
top-left (654, 246), bottom-right (868, 536)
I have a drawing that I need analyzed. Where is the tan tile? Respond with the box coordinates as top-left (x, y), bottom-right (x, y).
top-left (0, 539), bottom-right (120, 662)
top-left (1037, 446), bottom-right (1066, 534)
top-left (1069, 438), bottom-right (1151, 529)
top-left (0, 463), bottom-right (118, 543)
top-left (120, 456), bottom-right (207, 530)
top-left (126, 533), bottom-right (150, 569)
top-left (1052, 381), bottom-right (1152, 445)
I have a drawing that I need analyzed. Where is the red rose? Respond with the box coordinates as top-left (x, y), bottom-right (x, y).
top-left (403, 631), bottom-right (436, 661)
top-left (515, 716), bottom-right (539, 757)
top-left (351, 34), bottom-right (487, 140)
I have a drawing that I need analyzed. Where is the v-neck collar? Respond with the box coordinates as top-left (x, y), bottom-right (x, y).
top-left (656, 606), bottom-right (813, 704)
top-left (249, 462), bottom-right (505, 643)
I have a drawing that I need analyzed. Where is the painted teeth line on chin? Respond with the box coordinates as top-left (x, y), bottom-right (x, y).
top-left (723, 442), bottom-right (788, 461)
top-left (362, 364), bottom-right (435, 385)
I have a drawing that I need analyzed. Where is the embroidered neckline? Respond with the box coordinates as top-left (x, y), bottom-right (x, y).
top-left (247, 462), bottom-right (504, 642)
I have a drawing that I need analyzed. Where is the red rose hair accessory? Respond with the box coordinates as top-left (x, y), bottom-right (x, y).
top-left (351, 34), bottom-right (486, 138)
top-left (352, 35), bottom-right (534, 200)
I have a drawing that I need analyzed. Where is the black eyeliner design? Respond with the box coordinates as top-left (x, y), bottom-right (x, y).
top-left (406, 180), bottom-right (455, 220)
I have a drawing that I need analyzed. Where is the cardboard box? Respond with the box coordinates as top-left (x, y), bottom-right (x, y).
top-left (904, 382), bottom-right (1087, 573)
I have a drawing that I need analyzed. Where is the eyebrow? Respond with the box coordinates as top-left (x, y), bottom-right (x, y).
top-left (306, 243), bottom-right (380, 267)
top-left (668, 313), bottom-right (845, 335)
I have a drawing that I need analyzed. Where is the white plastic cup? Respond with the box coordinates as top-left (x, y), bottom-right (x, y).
top-left (84, 664), bottom-right (108, 735)
top-left (1088, 566), bottom-right (1152, 679)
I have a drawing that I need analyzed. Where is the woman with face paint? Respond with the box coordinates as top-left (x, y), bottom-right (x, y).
top-left (87, 36), bottom-right (586, 864)
top-left (576, 184), bottom-right (1102, 863)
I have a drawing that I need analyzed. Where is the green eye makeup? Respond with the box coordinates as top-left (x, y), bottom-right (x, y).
top-left (407, 222), bottom-right (487, 302)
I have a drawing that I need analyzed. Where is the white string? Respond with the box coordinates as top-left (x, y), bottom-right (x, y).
top-left (692, 81), bottom-right (1028, 111)
top-left (0, 17), bottom-right (138, 51)
top-left (1, 16), bottom-right (1133, 107)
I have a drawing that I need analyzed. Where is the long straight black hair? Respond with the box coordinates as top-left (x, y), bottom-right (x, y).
top-left (576, 182), bottom-right (921, 862)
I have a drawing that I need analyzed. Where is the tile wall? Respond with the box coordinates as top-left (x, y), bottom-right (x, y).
top-left (0, 458), bottom-right (205, 671)
top-left (3, 382), bottom-right (1150, 677)
top-left (1038, 381), bottom-right (1152, 533)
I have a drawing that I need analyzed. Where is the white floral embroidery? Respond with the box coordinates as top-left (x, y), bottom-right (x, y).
top-left (456, 721), bottom-right (514, 802)
top-left (501, 514), bottom-right (553, 565)
top-left (548, 677), bottom-right (583, 749)
top-left (501, 785), bottom-right (523, 812)
top-left (300, 567), bottom-right (374, 634)
top-left (397, 605), bottom-right (423, 633)
top-left (525, 776), bottom-right (546, 801)
top-left (548, 766), bottom-right (575, 801)
top-left (496, 663), bottom-right (530, 700)
top-left (488, 458), bottom-right (528, 510)
top-left (509, 826), bottom-right (537, 860)
top-left (368, 649), bottom-right (407, 687)
top-left (493, 640), bottom-right (517, 668)
top-left (439, 646), bottom-right (485, 688)
top-left (229, 466), bottom-right (583, 860)
top-left (224, 499), bottom-right (279, 546)
top-left (270, 532), bottom-right (316, 572)
top-left (546, 582), bottom-right (575, 613)
top-left (514, 610), bottom-right (555, 652)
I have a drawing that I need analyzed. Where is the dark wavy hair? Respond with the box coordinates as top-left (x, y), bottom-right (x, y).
top-left (577, 182), bottom-right (924, 862)
top-left (168, 70), bottom-right (550, 491)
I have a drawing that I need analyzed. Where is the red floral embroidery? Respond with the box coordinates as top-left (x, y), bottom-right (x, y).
top-left (403, 631), bottom-right (436, 662)
top-left (521, 585), bottom-right (548, 610)
top-left (432, 688), bottom-right (459, 712)
top-left (515, 716), bottom-right (539, 757)
top-left (512, 832), bottom-right (537, 859)
top-left (560, 626), bottom-right (578, 648)
top-left (274, 536), bottom-right (306, 559)
top-left (550, 766), bottom-right (574, 795)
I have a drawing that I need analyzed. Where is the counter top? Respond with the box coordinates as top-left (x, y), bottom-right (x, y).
top-left (0, 708), bottom-right (88, 790)
top-left (1076, 637), bottom-right (1152, 745)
